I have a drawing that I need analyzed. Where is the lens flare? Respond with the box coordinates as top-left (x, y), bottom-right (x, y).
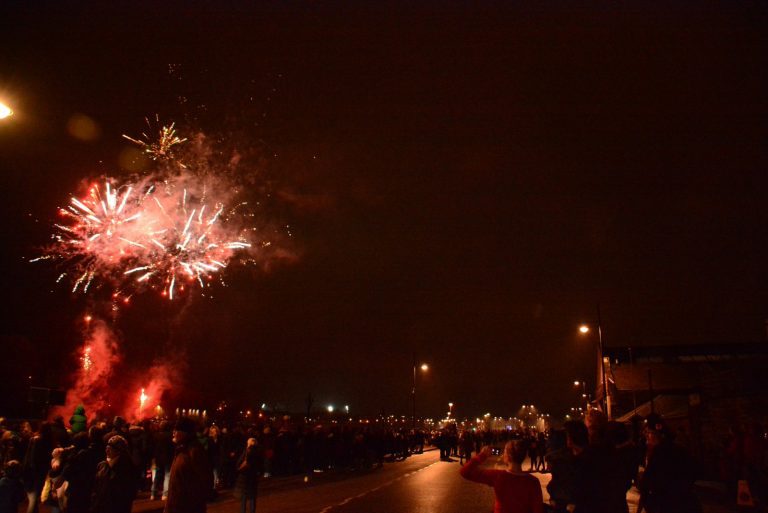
top-left (0, 102), bottom-right (12, 119)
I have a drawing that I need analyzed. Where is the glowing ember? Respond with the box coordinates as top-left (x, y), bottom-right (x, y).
top-left (81, 346), bottom-right (93, 372)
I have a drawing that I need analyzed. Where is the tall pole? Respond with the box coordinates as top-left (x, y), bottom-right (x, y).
top-left (412, 352), bottom-right (417, 429)
top-left (629, 346), bottom-right (638, 412)
top-left (648, 368), bottom-right (655, 415)
top-left (597, 304), bottom-right (610, 419)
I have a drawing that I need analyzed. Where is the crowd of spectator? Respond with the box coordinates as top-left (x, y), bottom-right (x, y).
top-left (1, 407), bottom-right (766, 513)
top-left (458, 411), bottom-right (767, 513)
top-left (0, 407), bottom-right (438, 513)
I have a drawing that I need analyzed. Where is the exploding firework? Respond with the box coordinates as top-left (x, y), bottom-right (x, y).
top-left (122, 115), bottom-right (187, 163)
top-left (123, 178), bottom-right (251, 299)
top-left (34, 122), bottom-right (260, 299)
top-left (31, 178), bottom-right (156, 293)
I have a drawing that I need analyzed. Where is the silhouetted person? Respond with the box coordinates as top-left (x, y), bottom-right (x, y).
top-left (59, 430), bottom-right (101, 513)
top-left (546, 429), bottom-right (577, 513)
top-left (91, 435), bottom-right (137, 513)
top-left (164, 417), bottom-right (210, 513)
top-left (607, 421), bottom-right (640, 513)
top-left (0, 460), bottom-right (25, 513)
top-left (637, 418), bottom-right (701, 513)
top-left (151, 421), bottom-right (173, 500)
top-left (22, 421), bottom-right (54, 513)
top-left (234, 437), bottom-right (263, 513)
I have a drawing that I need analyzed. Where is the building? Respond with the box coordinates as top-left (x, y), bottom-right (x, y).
top-left (601, 342), bottom-right (768, 474)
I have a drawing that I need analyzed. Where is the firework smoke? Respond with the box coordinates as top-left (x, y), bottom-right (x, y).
top-left (130, 358), bottom-right (181, 420)
top-left (51, 316), bottom-right (184, 422)
top-left (52, 319), bottom-right (121, 422)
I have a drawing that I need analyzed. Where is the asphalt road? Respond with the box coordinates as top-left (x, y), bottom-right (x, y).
top-left (131, 452), bottom-right (609, 513)
top-left (130, 451), bottom-right (736, 513)
top-left (209, 452), bottom-right (499, 513)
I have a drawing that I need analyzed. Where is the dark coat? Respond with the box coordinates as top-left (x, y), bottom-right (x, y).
top-left (164, 440), bottom-right (210, 513)
top-left (62, 445), bottom-right (101, 513)
top-left (233, 446), bottom-right (263, 499)
top-left (90, 455), bottom-right (137, 513)
top-left (0, 476), bottom-right (25, 513)
top-left (546, 447), bottom-right (578, 510)
top-left (22, 435), bottom-right (52, 493)
top-left (151, 430), bottom-right (174, 468)
top-left (639, 441), bottom-right (702, 513)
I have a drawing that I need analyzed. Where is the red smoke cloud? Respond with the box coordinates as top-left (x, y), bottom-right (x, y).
top-left (53, 316), bottom-right (184, 424)
top-left (129, 359), bottom-right (181, 421)
top-left (52, 319), bottom-right (121, 422)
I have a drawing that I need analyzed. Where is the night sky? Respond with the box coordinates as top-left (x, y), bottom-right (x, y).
top-left (1, 3), bottom-right (767, 419)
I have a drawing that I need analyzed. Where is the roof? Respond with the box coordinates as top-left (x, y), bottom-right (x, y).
top-left (611, 363), bottom-right (699, 392)
top-left (604, 342), bottom-right (768, 365)
top-left (615, 394), bottom-right (690, 422)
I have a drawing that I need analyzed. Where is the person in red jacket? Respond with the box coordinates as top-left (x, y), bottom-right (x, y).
top-left (460, 441), bottom-right (544, 513)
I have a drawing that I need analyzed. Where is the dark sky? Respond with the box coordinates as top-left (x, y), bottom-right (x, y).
top-left (1, 2), bottom-right (767, 419)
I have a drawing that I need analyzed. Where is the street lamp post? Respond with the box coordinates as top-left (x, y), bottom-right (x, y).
top-left (412, 354), bottom-right (428, 428)
top-left (579, 305), bottom-right (611, 419)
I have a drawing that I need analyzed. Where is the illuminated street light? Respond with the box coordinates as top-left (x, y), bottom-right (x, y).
top-left (0, 102), bottom-right (12, 120)
top-left (579, 325), bottom-right (590, 334)
top-left (327, 405), bottom-right (334, 413)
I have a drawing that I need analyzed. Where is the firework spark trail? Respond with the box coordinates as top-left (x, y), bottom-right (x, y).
top-left (34, 178), bottom-right (156, 293)
top-left (122, 116), bottom-right (187, 163)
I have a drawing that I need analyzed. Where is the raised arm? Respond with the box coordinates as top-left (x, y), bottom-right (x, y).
top-left (459, 445), bottom-right (495, 486)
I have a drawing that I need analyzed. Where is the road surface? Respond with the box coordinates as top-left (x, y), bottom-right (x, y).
top-left (133, 451), bottom-right (658, 513)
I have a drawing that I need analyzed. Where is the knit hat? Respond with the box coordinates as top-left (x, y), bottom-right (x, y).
top-left (106, 435), bottom-right (128, 453)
